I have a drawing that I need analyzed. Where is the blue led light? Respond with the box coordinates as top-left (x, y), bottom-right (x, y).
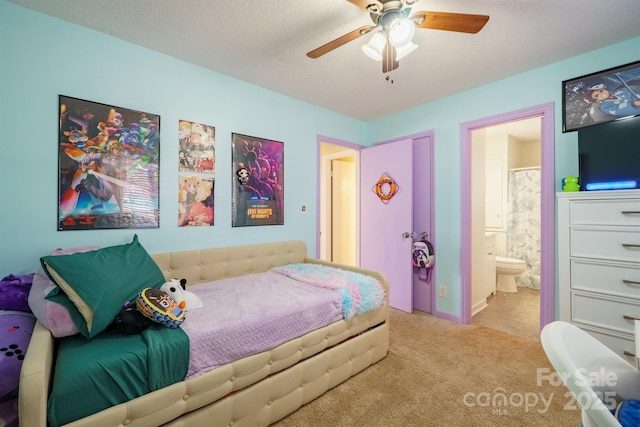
top-left (585, 180), bottom-right (637, 191)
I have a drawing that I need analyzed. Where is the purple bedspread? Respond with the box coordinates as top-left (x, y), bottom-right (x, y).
top-left (181, 271), bottom-right (343, 379)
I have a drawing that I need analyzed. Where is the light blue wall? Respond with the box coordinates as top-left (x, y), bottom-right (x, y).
top-left (367, 37), bottom-right (640, 315)
top-left (2, 0), bottom-right (640, 320)
top-left (0, 1), bottom-right (366, 275)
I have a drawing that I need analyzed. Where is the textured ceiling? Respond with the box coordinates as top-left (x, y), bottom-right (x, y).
top-left (7, 0), bottom-right (640, 121)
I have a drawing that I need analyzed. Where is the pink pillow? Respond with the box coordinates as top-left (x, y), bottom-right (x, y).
top-left (28, 246), bottom-right (100, 337)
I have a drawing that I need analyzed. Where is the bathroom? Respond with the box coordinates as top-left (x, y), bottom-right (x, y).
top-left (471, 117), bottom-right (542, 337)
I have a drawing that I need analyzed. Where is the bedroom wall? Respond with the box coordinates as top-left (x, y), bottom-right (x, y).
top-left (2, 1), bottom-right (640, 322)
top-left (366, 36), bottom-right (640, 316)
top-left (0, 1), bottom-right (367, 275)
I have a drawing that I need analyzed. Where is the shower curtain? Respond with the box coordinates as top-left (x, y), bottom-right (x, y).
top-left (506, 168), bottom-right (541, 289)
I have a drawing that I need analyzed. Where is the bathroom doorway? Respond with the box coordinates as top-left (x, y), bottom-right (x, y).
top-left (460, 103), bottom-right (556, 337)
top-left (471, 117), bottom-right (542, 338)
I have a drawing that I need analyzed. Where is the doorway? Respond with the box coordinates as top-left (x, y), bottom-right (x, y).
top-left (317, 132), bottom-right (436, 314)
top-left (318, 137), bottom-right (359, 265)
top-left (460, 103), bottom-right (556, 332)
top-left (470, 117), bottom-right (542, 338)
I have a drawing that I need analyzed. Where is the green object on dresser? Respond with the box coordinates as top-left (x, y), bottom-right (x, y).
top-left (562, 175), bottom-right (580, 192)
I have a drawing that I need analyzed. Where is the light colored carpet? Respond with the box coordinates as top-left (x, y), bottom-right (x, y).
top-left (272, 308), bottom-right (582, 426)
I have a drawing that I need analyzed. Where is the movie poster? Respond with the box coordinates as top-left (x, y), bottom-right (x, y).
top-left (231, 133), bottom-right (284, 227)
top-left (57, 95), bottom-right (160, 230)
top-left (178, 176), bottom-right (214, 227)
top-left (177, 119), bottom-right (215, 227)
top-left (178, 120), bottom-right (215, 174)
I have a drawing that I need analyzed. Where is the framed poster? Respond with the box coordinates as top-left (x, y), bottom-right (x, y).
top-left (177, 119), bottom-right (215, 227)
top-left (58, 95), bottom-right (160, 230)
top-left (178, 119), bottom-right (215, 174)
top-left (178, 176), bottom-right (214, 227)
top-left (231, 133), bottom-right (284, 227)
top-left (562, 60), bottom-right (640, 132)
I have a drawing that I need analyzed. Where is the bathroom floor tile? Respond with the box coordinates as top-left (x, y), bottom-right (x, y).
top-left (472, 287), bottom-right (540, 339)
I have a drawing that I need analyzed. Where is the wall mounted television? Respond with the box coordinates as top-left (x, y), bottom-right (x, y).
top-left (563, 59), bottom-right (640, 132)
top-left (578, 116), bottom-right (640, 190)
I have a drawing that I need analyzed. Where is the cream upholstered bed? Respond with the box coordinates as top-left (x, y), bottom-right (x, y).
top-left (19, 240), bottom-right (389, 427)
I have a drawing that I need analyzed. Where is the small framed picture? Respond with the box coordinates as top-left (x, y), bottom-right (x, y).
top-left (562, 60), bottom-right (640, 132)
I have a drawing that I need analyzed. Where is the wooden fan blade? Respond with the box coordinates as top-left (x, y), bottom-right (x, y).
top-left (412, 11), bottom-right (489, 34)
top-left (346, 0), bottom-right (384, 13)
top-left (307, 25), bottom-right (375, 59)
top-left (382, 40), bottom-right (399, 73)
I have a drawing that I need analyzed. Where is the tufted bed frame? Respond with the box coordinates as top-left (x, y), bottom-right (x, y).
top-left (19, 240), bottom-right (389, 427)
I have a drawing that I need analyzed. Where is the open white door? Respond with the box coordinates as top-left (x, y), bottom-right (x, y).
top-left (360, 139), bottom-right (414, 312)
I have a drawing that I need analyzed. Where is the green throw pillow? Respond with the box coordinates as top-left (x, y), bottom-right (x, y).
top-left (41, 235), bottom-right (165, 338)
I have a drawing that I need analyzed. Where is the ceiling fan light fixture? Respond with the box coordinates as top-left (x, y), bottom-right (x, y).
top-left (395, 40), bottom-right (418, 60)
top-left (388, 18), bottom-right (415, 48)
top-left (362, 32), bottom-right (386, 61)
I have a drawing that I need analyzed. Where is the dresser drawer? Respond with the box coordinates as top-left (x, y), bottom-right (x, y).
top-left (581, 327), bottom-right (637, 365)
top-left (570, 198), bottom-right (640, 226)
top-left (571, 228), bottom-right (640, 262)
top-left (571, 260), bottom-right (640, 298)
top-left (572, 292), bottom-right (640, 336)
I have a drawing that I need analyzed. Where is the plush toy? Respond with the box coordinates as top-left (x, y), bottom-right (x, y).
top-left (159, 278), bottom-right (203, 311)
top-left (0, 274), bottom-right (34, 312)
top-left (114, 279), bottom-right (201, 333)
top-left (113, 302), bottom-right (153, 335)
top-left (136, 288), bottom-right (186, 328)
top-left (1, 311), bottom-right (36, 398)
top-left (1, 273), bottom-right (36, 403)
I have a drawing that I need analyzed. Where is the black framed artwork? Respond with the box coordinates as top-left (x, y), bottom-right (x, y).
top-left (231, 133), bottom-right (284, 227)
top-left (58, 95), bottom-right (160, 230)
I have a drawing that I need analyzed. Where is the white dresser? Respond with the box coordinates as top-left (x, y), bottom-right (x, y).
top-left (557, 189), bottom-right (640, 365)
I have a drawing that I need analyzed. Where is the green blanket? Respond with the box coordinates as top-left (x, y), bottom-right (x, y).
top-left (47, 325), bottom-right (189, 427)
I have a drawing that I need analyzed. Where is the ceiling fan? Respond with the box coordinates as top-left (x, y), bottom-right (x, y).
top-left (307, 0), bottom-right (489, 73)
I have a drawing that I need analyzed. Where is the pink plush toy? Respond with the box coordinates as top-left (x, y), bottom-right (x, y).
top-left (159, 278), bottom-right (203, 311)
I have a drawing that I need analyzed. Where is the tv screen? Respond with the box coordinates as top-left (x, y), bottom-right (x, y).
top-left (578, 116), bottom-right (640, 190)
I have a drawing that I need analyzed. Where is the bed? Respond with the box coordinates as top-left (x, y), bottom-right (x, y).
top-left (19, 239), bottom-right (389, 427)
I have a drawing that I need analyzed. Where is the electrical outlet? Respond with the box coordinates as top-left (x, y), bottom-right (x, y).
top-left (438, 285), bottom-right (447, 298)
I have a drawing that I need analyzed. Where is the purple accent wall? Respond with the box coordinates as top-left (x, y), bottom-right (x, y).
top-left (460, 103), bottom-right (555, 330)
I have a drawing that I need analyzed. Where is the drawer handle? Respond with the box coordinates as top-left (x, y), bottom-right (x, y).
top-left (623, 314), bottom-right (640, 321)
top-left (623, 280), bottom-right (640, 286)
top-left (624, 350), bottom-right (637, 358)
top-left (622, 243), bottom-right (640, 249)
top-left (622, 211), bottom-right (640, 215)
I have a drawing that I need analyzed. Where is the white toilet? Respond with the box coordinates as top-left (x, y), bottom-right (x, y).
top-left (495, 256), bottom-right (526, 293)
